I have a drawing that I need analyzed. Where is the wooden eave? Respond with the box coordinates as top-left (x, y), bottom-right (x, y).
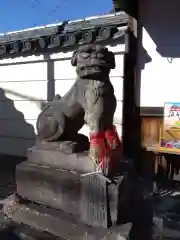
top-left (0, 11), bottom-right (128, 59)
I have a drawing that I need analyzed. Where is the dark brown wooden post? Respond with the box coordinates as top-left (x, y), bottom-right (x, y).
top-left (120, 1), bottom-right (141, 173)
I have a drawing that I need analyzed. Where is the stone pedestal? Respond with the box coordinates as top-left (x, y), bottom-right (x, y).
top-left (27, 147), bottom-right (95, 173)
top-left (3, 139), bottom-right (136, 238)
top-left (15, 161), bottom-right (132, 228)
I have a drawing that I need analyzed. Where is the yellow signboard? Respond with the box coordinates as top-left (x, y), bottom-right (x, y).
top-left (158, 102), bottom-right (180, 153)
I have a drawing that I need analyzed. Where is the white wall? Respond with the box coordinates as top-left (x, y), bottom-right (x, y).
top-left (0, 55), bottom-right (47, 156)
top-left (139, 0), bottom-right (180, 108)
top-left (0, 43), bottom-right (125, 156)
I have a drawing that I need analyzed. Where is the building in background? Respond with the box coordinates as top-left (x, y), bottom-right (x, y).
top-left (139, 0), bottom-right (180, 144)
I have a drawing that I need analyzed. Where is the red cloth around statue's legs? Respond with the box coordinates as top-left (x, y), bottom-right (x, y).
top-left (104, 125), bottom-right (122, 173)
top-left (89, 132), bottom-right (109, 174)
top-left (105, 125), bottom-right (122, 151)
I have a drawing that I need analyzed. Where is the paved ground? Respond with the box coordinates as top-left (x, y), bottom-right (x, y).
top-left (154, 190), bottom-right (180, 239)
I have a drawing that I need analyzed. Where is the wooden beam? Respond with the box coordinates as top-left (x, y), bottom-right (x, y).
top-left (121, 0), bottom-right (141, 172)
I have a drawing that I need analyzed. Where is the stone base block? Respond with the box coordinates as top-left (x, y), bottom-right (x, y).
top-left (28, 148), bottom-right (96, 173)
top-left (16, 160), bottom-right (136, 228)
top-left (16, 162), bottom-right (82, 219)
top-left (35, 133), bottom-right (89, 154)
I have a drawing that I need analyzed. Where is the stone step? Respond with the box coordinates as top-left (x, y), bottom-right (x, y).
top-left (28, 148), bottom-right (96, 173)
top-left (14, 224), bottom-right (63, 240)
top-left (1, 199), bottom-right (164, 240)
top-left (4, 201), bottom-right (131, 239)
top-left (0, 209), bottom-right (63, 240)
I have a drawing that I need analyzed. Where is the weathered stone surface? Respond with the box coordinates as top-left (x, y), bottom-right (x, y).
top-left (81, 173), bottom-right (108, 228)
top-left (4, 201), bottom-right (131, 239)
top-left (81, 173), bottom-right (124, 228)
top-left (35, 45), bottom-right (122, 176)
top-left (16, 160), bottom-right (136, 228)
top-left (28, 148), bottom-right (96, 173)
top-left (35, 133), bottom-right (89, 153)
top-left (36, 45), bottom-right (116, 143)
top-left (16, 162), bottom-right (82, 219)
top-left (108, 176), bottom-right (125, 225)
top-left (14, 224), bottom-right (63, 240)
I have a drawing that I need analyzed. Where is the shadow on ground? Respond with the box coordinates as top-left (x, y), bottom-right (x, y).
top-left (0, 155), bottom-right (25, 201)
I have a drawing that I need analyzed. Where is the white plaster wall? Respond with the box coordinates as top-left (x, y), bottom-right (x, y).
top-left (0, 55), bottom-right (47, 156)
top-left (0, 43), bottom-right (125, 157)
top-left (139, 0), bottom-right (180, 108)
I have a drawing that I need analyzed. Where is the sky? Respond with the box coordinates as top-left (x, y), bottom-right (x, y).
top-left (0, 0), bottom-right (112, 33)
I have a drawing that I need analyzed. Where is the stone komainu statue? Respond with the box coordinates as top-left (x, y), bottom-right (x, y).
top-left (37, 44), bottom-right (122, 175)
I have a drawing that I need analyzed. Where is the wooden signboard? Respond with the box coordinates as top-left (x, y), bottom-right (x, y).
top-left (158, 102), bottom-right (180, 153)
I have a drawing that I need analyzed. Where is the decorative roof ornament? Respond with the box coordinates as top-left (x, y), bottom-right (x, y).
top-left (0, 12), bottom-right (128, 58)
